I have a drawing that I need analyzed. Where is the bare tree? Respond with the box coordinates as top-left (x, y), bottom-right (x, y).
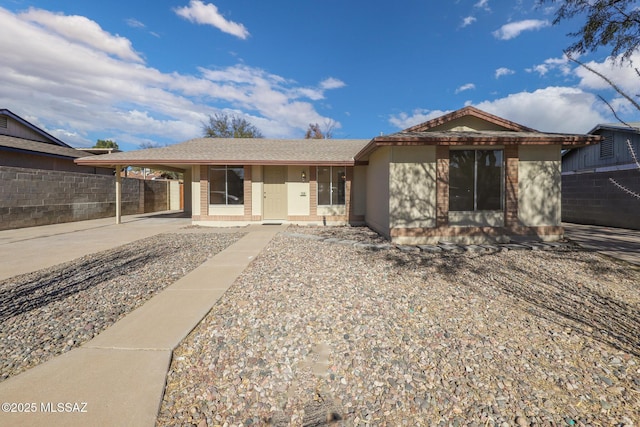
top-left (304, 119), bottom-right (337, 139)
top-left (203, 113), bottom-right (264, 138)
top-left (544, 0), bottom-right (640, 198)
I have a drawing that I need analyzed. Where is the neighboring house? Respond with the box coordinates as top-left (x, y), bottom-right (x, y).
top-left (0, 109), bottom-right (112, 175)
top-left (76, 107), bottom-right (599, 243)
top-left (562, 123), bottom-right (640, 229)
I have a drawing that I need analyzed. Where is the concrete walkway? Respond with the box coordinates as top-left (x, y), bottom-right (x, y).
top-left (0, 215), bottom-right (286, 426)
top-left (563, 222), bottom-right (640, 267)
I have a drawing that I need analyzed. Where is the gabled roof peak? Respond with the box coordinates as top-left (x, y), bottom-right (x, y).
top-left (0, 108), bottom-right (71, 148)
top-left (401, 106), bottom-right (537, 133)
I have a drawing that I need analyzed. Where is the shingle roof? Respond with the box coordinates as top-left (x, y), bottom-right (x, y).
top-left (76, 138), bottom-right (370, 167)
top-left (0, 135), bottom-right (92, 159)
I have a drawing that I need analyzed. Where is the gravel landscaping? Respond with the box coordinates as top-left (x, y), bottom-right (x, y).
top-left (0, 229), bottom-right (244, 382)
top-left (158, 226), bottom-right (640, 426)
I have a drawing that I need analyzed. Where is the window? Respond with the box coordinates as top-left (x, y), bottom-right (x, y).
top-left (449, 150), bottom-right (503, 211)
top-left (209, 166), bottom-right (244, 205)
top-left (317, 166), bottom-right (346, 205)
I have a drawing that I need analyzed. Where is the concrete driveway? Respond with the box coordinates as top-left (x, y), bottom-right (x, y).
top-left (0, 212), bottom-right (191, 281)
top-left (563, 222), bottom-right (640, 267)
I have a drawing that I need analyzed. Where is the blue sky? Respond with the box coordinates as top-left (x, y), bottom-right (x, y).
top-left (0, 0), bottom-right (638, 151)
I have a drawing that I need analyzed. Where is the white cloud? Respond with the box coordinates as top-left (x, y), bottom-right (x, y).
top-left (0, 7), bottom-right (342, 147)
top-left (174, 1), bottom-right (249, 40)
top-left (526, 54), bottom-right (572, 77)
top-left (455, 83), bottom-right (476, 94)
top-left (495, 67), bottom-right (515, 78)
top-left (320, 77), bottom-right (346, 90)
top-left (474, 87), bottom-right (606, 133)
top-left (390, 87), bottom-right (609, 134)
top-left (574, 52), bottom-right (640, 94)
top-left (474, 0), bottom-right (491, 11)
top-left (493, 19), bottom-right (550, 40)
top-left (461, 16), bottom-right (476, 28)
top-left (388, 109), bottom-right (451, 130)
top-left (126, 18), bottom-right (145, 29)
top-left (19, 8), bottom-right (144, 63)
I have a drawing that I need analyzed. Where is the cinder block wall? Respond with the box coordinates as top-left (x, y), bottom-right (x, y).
top-left (0, 166), bottom-right (170, 230)
top-left (562, 169), bottom-right (640, 230)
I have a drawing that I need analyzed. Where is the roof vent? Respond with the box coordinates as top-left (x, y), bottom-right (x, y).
top-left (0, 116), bottom-right (7, 129)
top-left (599, 134), bottom-right (613, 158)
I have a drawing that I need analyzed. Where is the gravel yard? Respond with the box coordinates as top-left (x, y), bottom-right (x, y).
top-left (0, 229), bottom-right (244, 383)
top-left (158, 226), bottom-right (640, 426)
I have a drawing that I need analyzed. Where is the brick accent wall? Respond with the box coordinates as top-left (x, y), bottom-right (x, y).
top-left (0, 166), bottom-right (170, 231)
top-left (562, 169), bottom-right (640, 230)
top-left (309, 166), bottom-right (318, 218)
top-left (504, 145), bottom-right (519, 227)
top-left (435, 146), bottom-right (449, 227)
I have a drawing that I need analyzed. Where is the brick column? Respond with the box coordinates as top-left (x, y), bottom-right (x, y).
top-left (309, 166), bottom-right (318, 218)
top-left (436, 146), bottom-right (449, 227)
top-left (345, 166), bottom-right (353, 223)
top-left (504, 145), bottom-right (519, 228)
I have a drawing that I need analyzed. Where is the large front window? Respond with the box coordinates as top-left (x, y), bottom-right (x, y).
top-left (210, 166), bottom-right (244, 205)
top-left (317, 166), bottom-right (346, 206)
top-left (449, 150), bottom-right (503, 211)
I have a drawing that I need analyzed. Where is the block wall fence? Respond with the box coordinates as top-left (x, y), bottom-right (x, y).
top-left (0, 166), bottom-right (171, 231)
top-left (562, 169), bottom-right (640, 230)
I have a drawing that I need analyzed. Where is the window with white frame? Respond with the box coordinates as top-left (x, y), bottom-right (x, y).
top-left (449, 150), bottom-right (503, 211)
top-left (209, 166), bottom-right (244, 205)
top-left (317, 166), bottom-right (346, 206)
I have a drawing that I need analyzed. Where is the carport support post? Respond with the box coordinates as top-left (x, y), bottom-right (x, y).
top-left (115, 165), bottom-right (122, 224)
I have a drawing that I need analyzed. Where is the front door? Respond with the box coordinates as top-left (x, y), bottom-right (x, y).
top-left (263, 166), bottom-right (287, 220)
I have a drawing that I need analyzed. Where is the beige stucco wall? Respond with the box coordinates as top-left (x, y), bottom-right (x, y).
top-left (191, 165), bottom-right (200, 214)
top-left (365, 146), bottom-right (391, 238)
top-left (429, 116), bottom-right (510, 132)
top-left (252, 165), bottom-right (263, 217)
top-left (518, 145), bottom-right (561, 226)
top-left (287, 166), bottom-right (311, 216)
top-left (352, 165), bottom-right (367, 217)
top-left (389, 146), bottom-right (437, 229)
top-left (209, 205), bottom-right (244, 216)
top-left (448, 211), bottom-right (504, 227)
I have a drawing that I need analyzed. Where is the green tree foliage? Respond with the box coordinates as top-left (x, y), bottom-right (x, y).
top-left (93, 139), bottom-right (119, 149)
top-left (202, 113), bottom-right (264, 138)
top-left (542, 0), bottom-right (640, 60)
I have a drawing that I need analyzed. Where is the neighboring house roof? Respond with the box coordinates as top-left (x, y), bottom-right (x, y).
top-left (76, 138), bottom-right (370, 168)
top-left (0, 108), bottom-right (71, 148)
top-left (0, 134), bottom-right (91, 159)
top-left (588, 123), bottom-right (640, 134)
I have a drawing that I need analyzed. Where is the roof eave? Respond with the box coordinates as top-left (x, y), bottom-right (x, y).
top-left (74, 158), bottom-right (356, 167)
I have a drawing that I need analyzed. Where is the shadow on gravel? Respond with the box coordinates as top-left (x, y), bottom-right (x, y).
top-left (0, 245), bottom-right (171, 322)
top-left (386, 249), bottom-right (640, 358)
